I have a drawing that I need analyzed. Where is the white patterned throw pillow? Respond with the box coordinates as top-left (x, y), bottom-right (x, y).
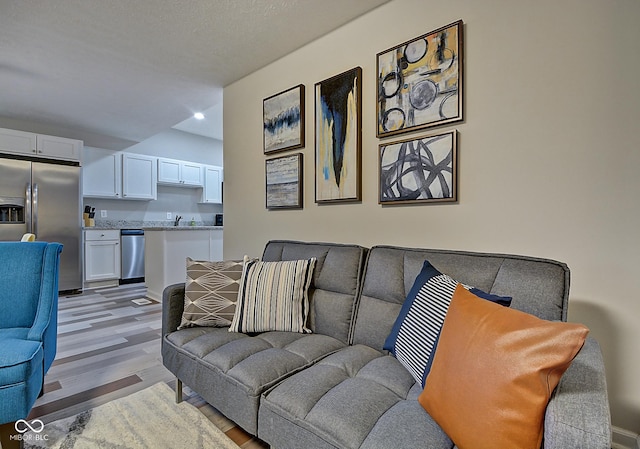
top-left (229, 256), bottom-right (316, 333)
top-left (179, 258), bottom-right (245, 329)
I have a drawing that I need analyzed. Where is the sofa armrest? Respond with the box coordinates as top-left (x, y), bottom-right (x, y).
top-left (162, 283), bottom-right (186, 336)
top-left (543, 336), bottom-right (611, 449)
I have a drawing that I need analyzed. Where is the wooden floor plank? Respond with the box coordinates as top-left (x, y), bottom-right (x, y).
top-left (27, 283), bottom-right (268, 448)
top-left (28, 374), bottom-right (142, 419)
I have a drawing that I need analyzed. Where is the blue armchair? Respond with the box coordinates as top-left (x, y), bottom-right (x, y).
top-left (0, 242), bottom-right (63, 426)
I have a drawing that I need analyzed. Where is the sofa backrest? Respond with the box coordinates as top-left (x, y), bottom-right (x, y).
top-left (262, 240), bottom-right (367, 344)
top-left (351, 245), bottom-right (570, 350)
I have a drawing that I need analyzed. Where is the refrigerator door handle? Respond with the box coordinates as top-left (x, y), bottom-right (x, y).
top-left (32, 183), bottom-right (38, 237)
top-left (26, 183), bottom-right (32, 233)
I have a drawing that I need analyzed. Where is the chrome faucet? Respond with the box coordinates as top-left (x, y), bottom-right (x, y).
top-left (174, 215), bottom-right (182, 226)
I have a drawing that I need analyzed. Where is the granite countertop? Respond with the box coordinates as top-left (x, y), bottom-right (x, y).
top-left (143, 226), bottom-right (223, 231)
top-left (83, 220), bottom-right (222, 231)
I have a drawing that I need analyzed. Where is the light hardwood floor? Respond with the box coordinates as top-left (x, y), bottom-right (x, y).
top-left (28, 282), bottom-right (268, 449)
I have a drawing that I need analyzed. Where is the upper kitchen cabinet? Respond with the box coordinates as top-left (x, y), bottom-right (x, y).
top-left (201, 165), bottom-right (223, 204)
top-left (158, 157), bottom-right (203, 187)
top-left (122, 153), bottom-right (157, 200)
top-left (83, 148), bottom-right (157, 200)
top-left (0, 127), bottom-right (82, 162)
top-left (83, 149), bottom-right (121, 198)
top-left (0, 128), bottom-right (36, 156)
top-left (36, 134), bottom-right (82, 161)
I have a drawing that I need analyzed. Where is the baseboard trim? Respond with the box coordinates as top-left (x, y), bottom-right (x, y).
top-left (612, 426), bottom-right (640, 449)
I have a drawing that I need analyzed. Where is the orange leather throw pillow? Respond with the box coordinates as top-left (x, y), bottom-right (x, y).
top-left (418, 284), bottom-right (588, 449)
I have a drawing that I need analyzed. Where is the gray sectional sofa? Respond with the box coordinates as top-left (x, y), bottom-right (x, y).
top-left (161, 240), bottom-right (611, 448)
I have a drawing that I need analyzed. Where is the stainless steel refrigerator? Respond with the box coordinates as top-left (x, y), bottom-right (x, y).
top-left (0, 158), bottom-right (82, 291)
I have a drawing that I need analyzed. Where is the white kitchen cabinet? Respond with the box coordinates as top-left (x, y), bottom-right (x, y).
top-left (83, 148), bottom-right (122, 198)
top-left (122, 153), bottom-right (157, 200)
top-left (0, 127), bottom-right (81, 162)
top-left (36, 134), bottom-right (82, 161)
top-left (83, 150), bottom-right (156, 200)
top-left (201, 165), bottom-right (223, 204)
top-left (84, 230), bottom-right (121, 284)
top-left (157, 158), bottom-right (180, 184)
top-left (181, 161), bottom-right (203, 186)
top-left (158, 157), bottom-right (203, 187)
top-left (0, 128), bottom-right (37, 156)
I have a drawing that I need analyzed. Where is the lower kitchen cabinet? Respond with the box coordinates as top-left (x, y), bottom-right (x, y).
top-left (85, 230), bottom-right (121, 286)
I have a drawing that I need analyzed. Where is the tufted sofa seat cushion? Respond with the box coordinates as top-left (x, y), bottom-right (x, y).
top-left (164, 327), bottom-right (346, 434)
top-left (258, 344), bottom-right (454, 449)
top-left (166, 327), bottom-right (345, 393)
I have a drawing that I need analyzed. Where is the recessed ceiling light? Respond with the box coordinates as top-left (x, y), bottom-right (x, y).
top-left (193, 112), bottom-right (205, 120)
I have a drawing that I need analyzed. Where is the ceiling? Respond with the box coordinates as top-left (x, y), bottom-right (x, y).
top-left (0, 0), bottom-right (388, 150)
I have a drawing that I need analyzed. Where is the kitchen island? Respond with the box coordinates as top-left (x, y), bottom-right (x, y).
top-left (144, 226), bottom-right (223, 301)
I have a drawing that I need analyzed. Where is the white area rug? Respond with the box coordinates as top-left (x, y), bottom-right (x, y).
top-left (23, 382), bottom-right (240, 449)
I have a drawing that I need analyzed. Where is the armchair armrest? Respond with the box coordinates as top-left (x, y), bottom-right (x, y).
top-left (162, 283), bottom-right (186, 336)
top-left (27, 243), bottom-right (63, 373)
top-left (27, 243), bottom-right (63, 342)
top-left (543, 336), bottom-right (611, 449)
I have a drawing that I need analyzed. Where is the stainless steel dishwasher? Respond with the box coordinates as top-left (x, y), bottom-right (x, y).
top-left (120, 229), bottom-right (145, 283)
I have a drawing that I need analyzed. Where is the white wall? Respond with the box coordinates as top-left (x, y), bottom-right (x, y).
top-left (125, 128), bottom-right (223, 166)
top-left (223, 0), bottom-right (640, 433)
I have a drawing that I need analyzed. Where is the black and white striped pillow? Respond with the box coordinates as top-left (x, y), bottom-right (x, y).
top-left (384, 260), bottom-right (511, 386)
top-left (229, 256), bottom-right (316, 333)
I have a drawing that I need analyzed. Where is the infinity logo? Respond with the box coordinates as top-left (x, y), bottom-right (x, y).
top-left (15, 419), bottom-right (45, 433)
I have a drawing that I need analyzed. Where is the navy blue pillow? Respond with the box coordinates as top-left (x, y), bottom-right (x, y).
top-left (383, 260), bottom-right (512, 386)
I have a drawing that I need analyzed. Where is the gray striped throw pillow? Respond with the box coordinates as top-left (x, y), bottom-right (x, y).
top-left (229, 256), bottom-right (316, 333)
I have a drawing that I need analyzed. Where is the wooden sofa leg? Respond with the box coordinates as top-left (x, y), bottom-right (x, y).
top-left (175, 378), bottom-right (183, 403)
top-left (0, 421), bottom-right (23, 449)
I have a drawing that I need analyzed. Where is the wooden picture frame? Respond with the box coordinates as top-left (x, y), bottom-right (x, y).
top-left (379, 130), bottom-right (457, 204)
top-left (315, 67), bottom-right (362, 203)
top-left (263, 84), bottom-right (305, 154)
top-left (266, 153), bottom-right (303, 209)
top-left (377, 20), bottom-right (463, 138)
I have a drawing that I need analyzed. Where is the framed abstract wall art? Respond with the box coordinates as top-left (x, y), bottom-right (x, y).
top-left (263, 84), bottom-right (305, 154)
top-left (265, 153), bottom-right (303, 209)
top-left (315, 67), bottom-right (362, 203)
top-left (377, 20), bottom-right (463, 138)
top-left (379, 130), bottom-right (457, 204)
